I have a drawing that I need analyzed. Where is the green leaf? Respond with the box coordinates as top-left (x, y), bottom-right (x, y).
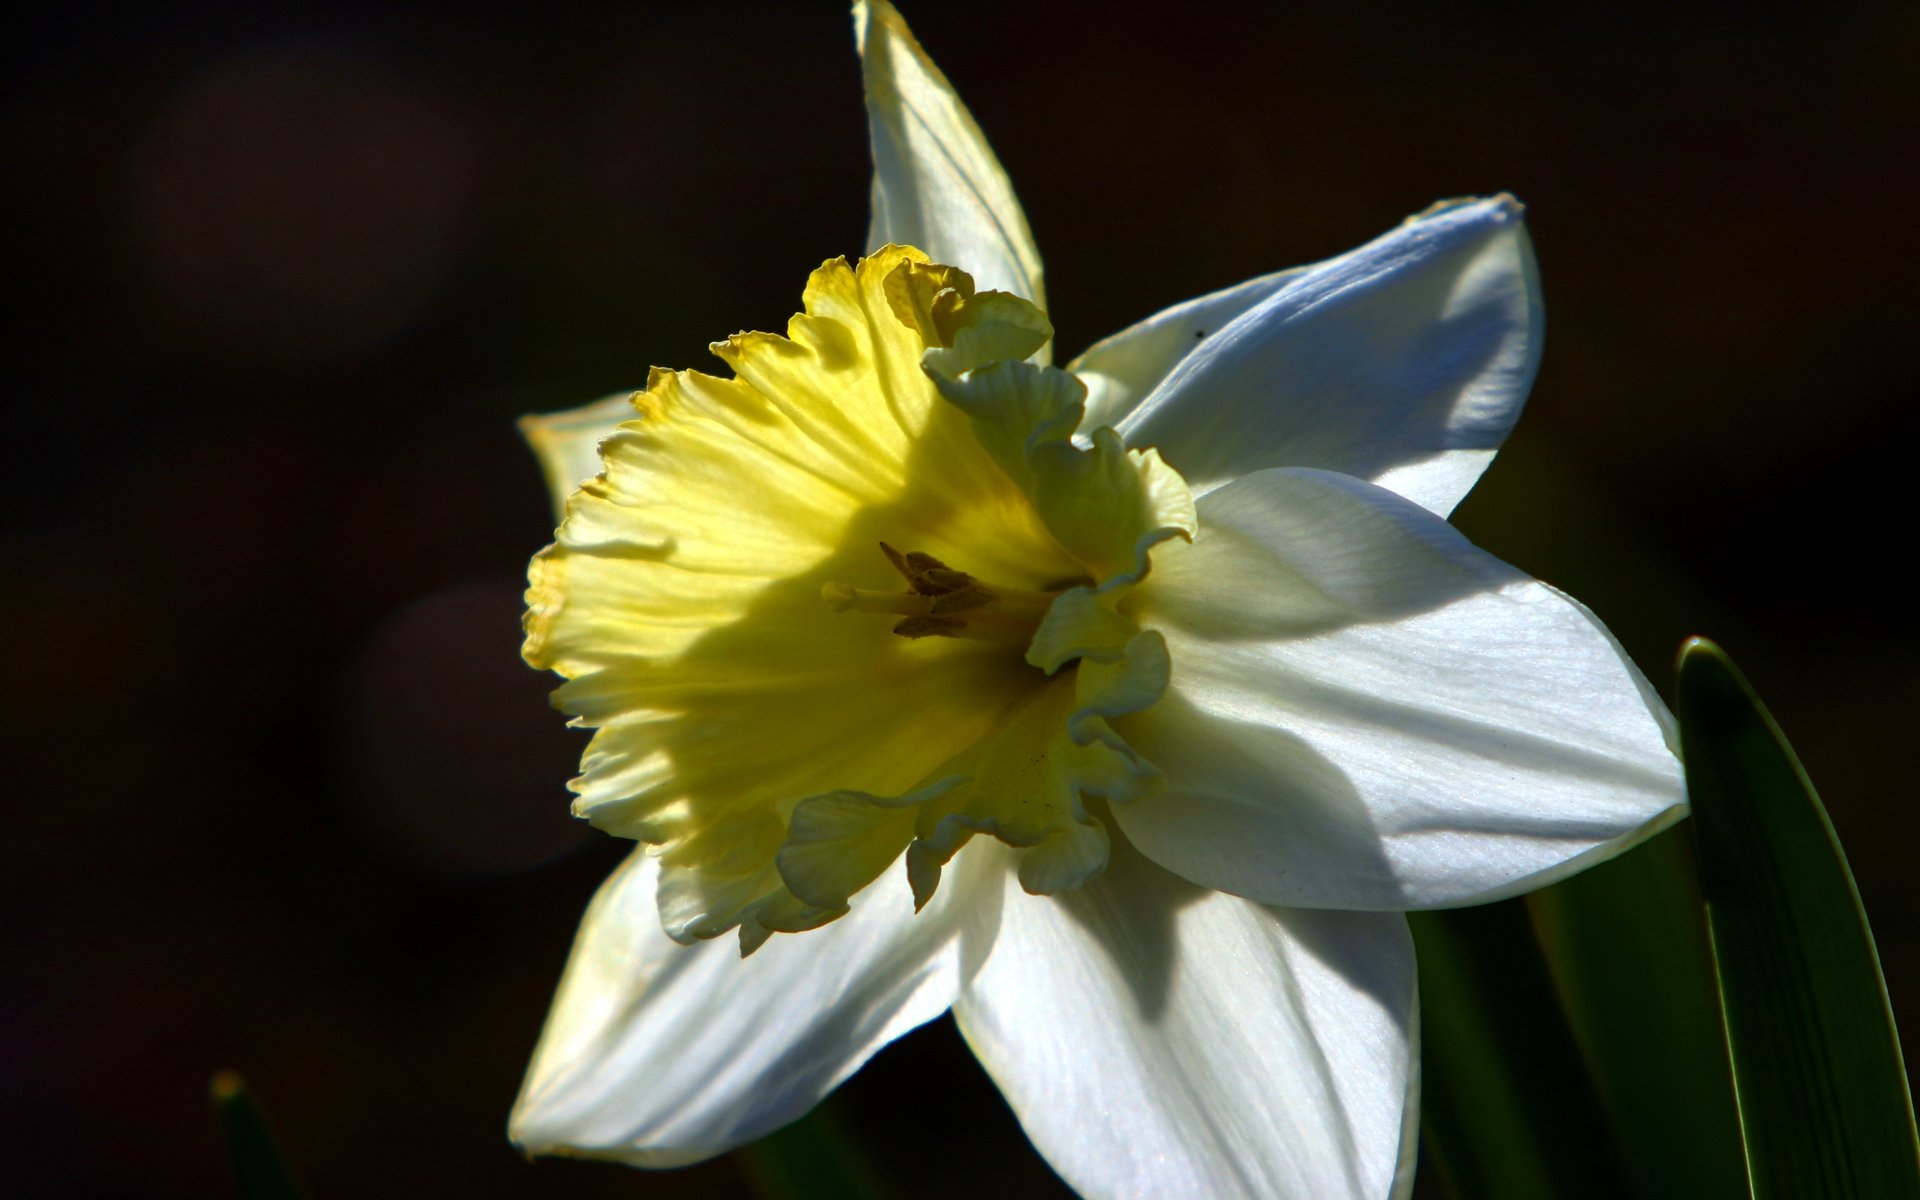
top-left (1527, 827), bottom-right (1747, 1198)
top-left (735, 1101), bottom-right (890, 1200)
top-left (1411, 902), bottom-right (1632, 1199)
top-left (1678, 637), bottom-right (1920, 1198)
top-left (208, 1071), bottom-right (302, 1200)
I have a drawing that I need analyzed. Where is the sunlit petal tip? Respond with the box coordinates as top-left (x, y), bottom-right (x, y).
top-left (1403, 191), bottom-right (1525, 225)
top-left (1111, 192), bottom-right (1543, 517)
top-left (517, 391), bottom-right (643, 521)
top-left (855, 0), bottom-right (1047, 323)
top-left (1113, 468), bottom-right (1685, 912)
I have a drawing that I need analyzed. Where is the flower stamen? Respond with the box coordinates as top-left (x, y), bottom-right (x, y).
top-left (823, 542), bottom-right (1065, 646)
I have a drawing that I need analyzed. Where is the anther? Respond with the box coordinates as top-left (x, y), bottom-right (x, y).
top-left (825, 543), bottom-right (1068, 647)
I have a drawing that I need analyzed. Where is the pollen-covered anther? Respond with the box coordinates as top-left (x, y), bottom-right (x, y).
top-left (823, 542), bottom-right (1066, 647)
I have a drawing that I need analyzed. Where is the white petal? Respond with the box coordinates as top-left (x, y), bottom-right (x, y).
top-left (1069, 265), bottom-right (1308, 434)
top-left (1115, 197), bottom-right (1542, 517)
top-left (1391, 991), bottom-right (1422, 1200)
top-left (510, 846), bottom-right (994, 1166)
top-left (855, 1), bottom-right (1048, 325)
top-left (517, 392), bottom-right (636, 521)
top-left (1114, 467), bottom-right (1685, 911)
top-left (953, 839), bottom-right (1416, 1200)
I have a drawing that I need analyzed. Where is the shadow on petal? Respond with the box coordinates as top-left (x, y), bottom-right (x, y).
top-left (1112, 689), bottom-right (1399, 910)
top-left (1051, 821), bottom-right (1209, 1023)
top-left (1133, 467), bottom-right (1515, 649)
top-left (1117, 199), bottom-right (1539, 516)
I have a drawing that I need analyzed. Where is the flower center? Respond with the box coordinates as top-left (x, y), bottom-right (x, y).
top-left (824, 542), bottom-right (1073, 647)
top-left (523, 247), bottom-right (1199, 953)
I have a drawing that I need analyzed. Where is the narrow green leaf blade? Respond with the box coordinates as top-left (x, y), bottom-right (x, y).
top-left (1412, 901), bottom-right (1632, 1199)
top-left (208, 1071), bottom-right (302, 1200)
top-left (1678, 637), bottom-right (1920, 1198)
top-left (1527, 827), bottom-right (1747, 1198)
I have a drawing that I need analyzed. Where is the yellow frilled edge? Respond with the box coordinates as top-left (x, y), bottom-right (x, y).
top-left (523, 247), bottom-right (1194, 953)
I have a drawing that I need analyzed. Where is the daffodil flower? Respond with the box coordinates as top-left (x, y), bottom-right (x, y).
top-left (508, 3), bottom-right (1686, 1197)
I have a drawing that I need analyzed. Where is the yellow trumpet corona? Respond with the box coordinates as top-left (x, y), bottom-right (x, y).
top-left (523, 247), bottom-right (1193, 954)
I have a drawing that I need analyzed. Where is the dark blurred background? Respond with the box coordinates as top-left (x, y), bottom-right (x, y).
top-left (3, 0), bottom-right (1914, 1196)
